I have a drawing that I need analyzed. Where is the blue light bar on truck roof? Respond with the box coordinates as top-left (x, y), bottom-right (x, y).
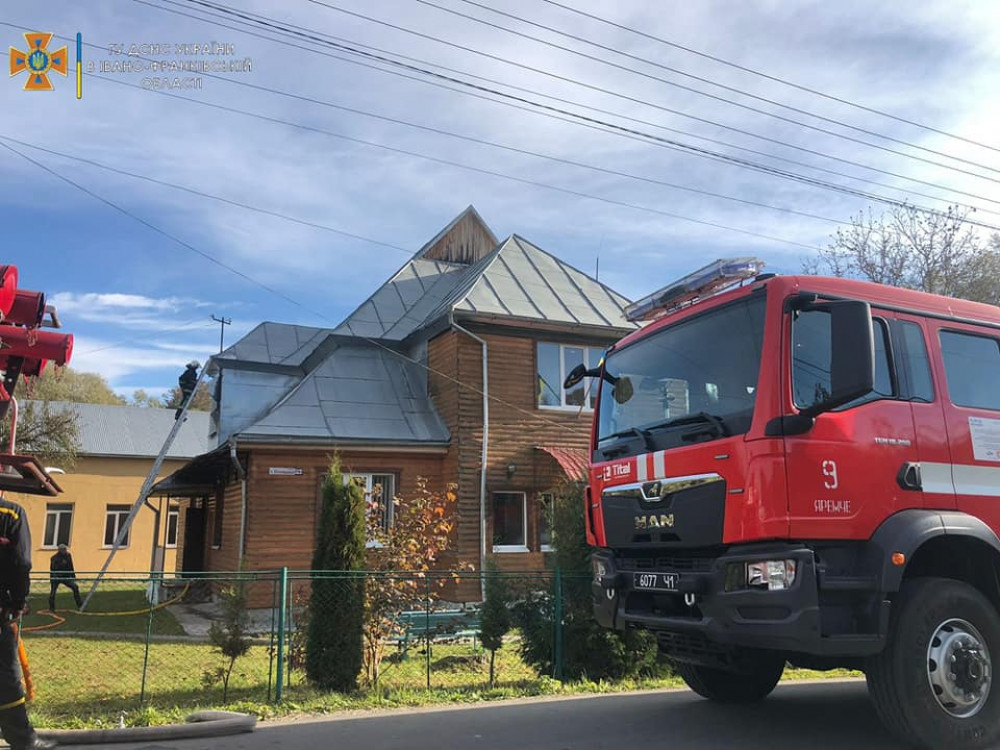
top-left (624, 257), bottom-right (765, 322)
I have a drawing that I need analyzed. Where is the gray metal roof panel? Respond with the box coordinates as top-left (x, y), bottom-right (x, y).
top-left (240, 345), bottom-right (450, 445)
top-left (217, 322), bottom-right (334, 366)
top-left (26, 401), bottom-right (212, 459)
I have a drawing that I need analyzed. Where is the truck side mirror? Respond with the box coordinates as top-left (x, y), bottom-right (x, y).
top-left (564, 363), bottom-right (588, 390)
top-left (802, 299), bottom-right (875, 417)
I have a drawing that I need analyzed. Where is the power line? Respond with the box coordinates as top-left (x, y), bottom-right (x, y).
top-left (298, 0), bottom-right (1000, 186)
top-left (0, 48), bottom-right (829, 252)
top-left (538, 0), bottom-right (1000, 156)
top-left (0, 142), bottom-right (590, 438)
top-left (116, 5), bottom-right (1000, 217)
top-left (0, 134), bottom-right (413, 256)
top-left (0, 130), bottom-right (847, 232)
top-left (439, 0), bottom-right (1000, 176)
top-left (155, 0), bottom-right (1000, 214)
top-left (76, 320), bottom-right (218, 356)
top-left (121, 4), bottom-right (1000, 230)
top-left (0, 140), bottom-right (315, 314)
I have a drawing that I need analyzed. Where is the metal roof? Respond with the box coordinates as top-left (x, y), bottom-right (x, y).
top-left (445, 235), bottom-right (636, 331)
top-left (216, 322), bottom-right (334, 367)
top-left (238, 343), bottom-right (450, 446)
top-left (335, 234), bottom-right (635, 342)
top-left (25, 401), bottom-right (212, 460)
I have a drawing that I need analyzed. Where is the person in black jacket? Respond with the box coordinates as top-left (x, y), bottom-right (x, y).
top-left (0, 495), bottom-right (55, 749)
top-left (48, 545), bottom-right (81, 612)
top-left (175, 361), bottom-right (200, 420)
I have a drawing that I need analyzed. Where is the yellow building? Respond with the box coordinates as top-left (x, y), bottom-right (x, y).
top-left (14, 401), bottom-right (210, 574)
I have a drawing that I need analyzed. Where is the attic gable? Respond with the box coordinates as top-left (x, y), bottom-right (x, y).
top-left (415, 205), bottom-right (498, 265)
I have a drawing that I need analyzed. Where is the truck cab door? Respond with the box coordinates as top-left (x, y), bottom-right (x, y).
top-left (890, 314), bottom-right (955, 509)
top-left (784, 308), bottom-right (922, 539)
top-left (927, 320), bottom-right (1000, 516)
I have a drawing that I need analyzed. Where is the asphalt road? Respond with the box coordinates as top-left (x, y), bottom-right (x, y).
top-left (109, 680), bottom-right (906, 750)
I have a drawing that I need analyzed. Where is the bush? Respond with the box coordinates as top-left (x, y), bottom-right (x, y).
top-left (203, 576), bottom-right (252, 703)
top-left (306, 456), bottom-right (366, 691)
top-left (480, 562), bottom-right (512, 686)
top-left (514, 482), bottom-right (662, 681)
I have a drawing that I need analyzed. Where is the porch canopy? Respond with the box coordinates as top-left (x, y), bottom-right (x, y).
top-left (149, 443), bottom-right (232, 497)
top-left (536, 445), bottom-right (589, 482)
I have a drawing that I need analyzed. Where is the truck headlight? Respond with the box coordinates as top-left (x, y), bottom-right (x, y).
top-left (745, 560), bottom-right (797, 591)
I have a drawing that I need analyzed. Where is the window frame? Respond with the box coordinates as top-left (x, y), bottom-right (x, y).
top-left (165, 505), bottom-right (180, 548)
top-left (103, 504), bottom-right (132, 549)
top-left (492, 491), bottom-right (529, 553)
top-left (538, 492), bottom-right (554, 553)
top-left (537, 343), bottom-right (603, 411)
top-left (342, 472), bottom-right (397, 547)
top-left (791, 312), bottom-right (898, 412)
top-left (42, 503), bottom-right (74, 549)
top-left (938, 328), bottom-right (1000, 411)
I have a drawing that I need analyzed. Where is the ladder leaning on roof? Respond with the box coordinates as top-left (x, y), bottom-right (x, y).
top-left (80, 365), bottom-right (210, 611)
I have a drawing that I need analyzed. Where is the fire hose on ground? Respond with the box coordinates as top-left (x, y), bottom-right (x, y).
top-left (12, 587), bottom-right (259, 744)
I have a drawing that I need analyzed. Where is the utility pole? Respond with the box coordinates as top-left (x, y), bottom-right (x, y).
top-left (211, 314), bottom-right (232, 354)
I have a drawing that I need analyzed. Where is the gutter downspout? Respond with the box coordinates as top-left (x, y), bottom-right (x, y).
top-left (449, 312), bottom-right (488, 600)
top-left (230, 440), bottom-right (247, 568)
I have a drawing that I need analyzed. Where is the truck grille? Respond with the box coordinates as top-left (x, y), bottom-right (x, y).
top-left (617, 549), bottom-right (720, 573)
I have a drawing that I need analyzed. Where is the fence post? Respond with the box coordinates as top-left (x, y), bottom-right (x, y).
top-left (275, 567), bottom-right (288, 703)
top-left (553, 567), bottom-right (563, 681)
top-left (140, 573), bottom-right (158, 704)
top-left (267, 575), bottom-right (277, 703)
top-left (425, 574), bottom-right (431, 690)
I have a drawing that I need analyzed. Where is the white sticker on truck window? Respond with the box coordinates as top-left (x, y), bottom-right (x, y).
top-left (969, 416), bottom-right (1000, 462)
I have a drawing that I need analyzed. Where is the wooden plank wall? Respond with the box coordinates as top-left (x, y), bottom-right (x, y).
top-left (428, 328), bottom-right (605, 599)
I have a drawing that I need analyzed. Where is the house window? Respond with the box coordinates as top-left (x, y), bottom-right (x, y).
top-left (537, 343), bottom-right (603, 409)
top-left (539, 493), bottom-right (554, 552)
top-left (492, 491), bottom-right (527, 552)
top-left (166, 505), bottom-right (180, 548)
top-left (43, 504), bottom-right (73, 548)
top-left (103, 505), bottom-right (132, 548)
top-left (344, 473), bottom-right (396, 532)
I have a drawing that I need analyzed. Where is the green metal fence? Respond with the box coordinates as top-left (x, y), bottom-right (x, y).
top-left (21, 568), bottom-right (583, 725)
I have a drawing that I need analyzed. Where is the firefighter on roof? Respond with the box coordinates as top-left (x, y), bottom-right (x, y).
top-left (0, 494), bottom-right (55, 749)
top-left (175, 360), bottom-right (200, 420)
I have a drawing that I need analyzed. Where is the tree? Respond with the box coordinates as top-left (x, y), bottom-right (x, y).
top-left (130, 389), bottom-right (164, 408)
top-left (361, 478), bottom-right (461, 686)
top-left (14, 366), bottom-right (125, 405)
top-left (163, 381), bottom-right (212, 412)
top-left (479, 561), bottom-right (512, 687)
top-left (0, 402), bottom-right (79, 468)
top-left (805, 204), bottom-right (1000, 305)
top-left (514, 482), bottom-right (661, 681)
top-left (203, 575), bottom-right (253, 703)
top-left (306, 456), bottom-right (366, 691)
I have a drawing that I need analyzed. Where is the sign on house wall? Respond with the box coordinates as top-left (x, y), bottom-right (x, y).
top-left (268, 467), bottom-right (303, 476)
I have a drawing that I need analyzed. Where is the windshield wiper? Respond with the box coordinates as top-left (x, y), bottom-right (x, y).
top-left (600, 426), bottom-right (655, 452)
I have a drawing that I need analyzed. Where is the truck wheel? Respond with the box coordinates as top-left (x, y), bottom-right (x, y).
top-left (867, 577), bottom-right (1000, 749)
top-left (674, 654), bottom-right (785, 703)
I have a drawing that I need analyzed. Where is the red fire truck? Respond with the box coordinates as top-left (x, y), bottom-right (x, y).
top-left (574, 259), bottom-right (1000, 748)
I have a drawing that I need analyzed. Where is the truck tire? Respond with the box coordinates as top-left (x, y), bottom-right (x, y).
top-left (867, 577), bottom-right (1000, 749)
top-left (674, 655), bottom-right (785, 703)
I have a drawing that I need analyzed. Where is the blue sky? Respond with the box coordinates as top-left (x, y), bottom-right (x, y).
top-left (2, 0), bottom-right (999, 399)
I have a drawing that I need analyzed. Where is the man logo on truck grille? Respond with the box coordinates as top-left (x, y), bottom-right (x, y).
top-left (635, 514), bottom-right (674, 530)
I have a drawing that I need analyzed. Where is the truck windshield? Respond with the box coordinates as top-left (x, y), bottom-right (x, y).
top-left (597, 294), bottom-right (767, 453)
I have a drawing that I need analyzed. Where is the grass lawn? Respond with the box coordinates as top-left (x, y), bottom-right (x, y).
top-left (22, 586), bottom-right (185, 637)
top-left (19, 632), bottom-right (862, 730)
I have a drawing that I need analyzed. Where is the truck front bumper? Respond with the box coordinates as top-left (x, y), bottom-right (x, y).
top-left (592, 544), bottom-right (888, 662)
